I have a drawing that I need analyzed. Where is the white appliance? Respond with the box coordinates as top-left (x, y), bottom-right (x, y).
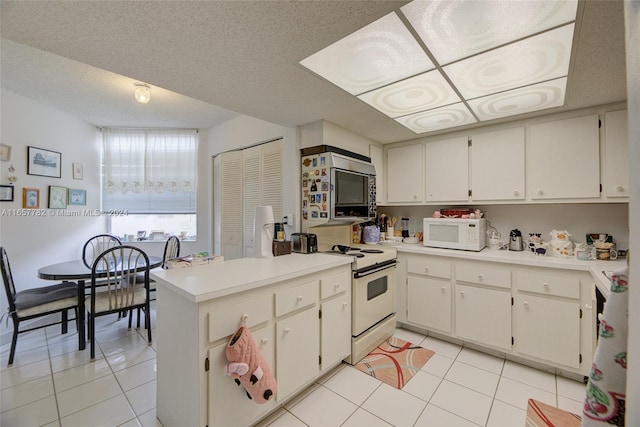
top-left (311, 223), bottom-right (397, 363)
top-left (254, 205), bottom-right (274, 258)
top-left (423, 218), bottom-right (487, 251)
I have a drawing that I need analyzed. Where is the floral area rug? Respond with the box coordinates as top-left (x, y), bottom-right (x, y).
top-left (526, 399), bottom-right (581, 427)
top-left (354, 337), bottom-right (434, 389)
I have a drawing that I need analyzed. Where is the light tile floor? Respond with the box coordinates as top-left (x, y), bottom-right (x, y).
top-left (1, 311), bottom-right (587, 426)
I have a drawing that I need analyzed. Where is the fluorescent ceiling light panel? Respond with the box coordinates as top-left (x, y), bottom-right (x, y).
top-left (395, 102), bottom-right (476, 134)
top-left (443, 24), bottom-right (574, 99)
top-left (401, 0), bottom-right (578, 65)
top-left (299, 12), bottom-right (435, 95)
top-left (357, 70), bottom-right (461, 118)
top-left (468, 77), bottom-right (567, 121)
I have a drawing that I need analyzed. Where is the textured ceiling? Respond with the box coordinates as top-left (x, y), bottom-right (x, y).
top-left (0, 0), bottom-right (627, 144)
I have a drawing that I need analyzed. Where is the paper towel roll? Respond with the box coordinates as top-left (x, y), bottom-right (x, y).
top-left (254, 206), bottom-right (274, 258)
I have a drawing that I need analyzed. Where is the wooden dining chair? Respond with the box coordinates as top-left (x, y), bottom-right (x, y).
top-left (1, 247), bottom-right (79, 365)
top-left (87, 245), bottom-right (152, 359)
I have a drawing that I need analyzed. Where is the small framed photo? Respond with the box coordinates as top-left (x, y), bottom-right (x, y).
top-left (72, 162), bottom-right (83, 180)
top-left (68, 189), bottom-right (86, 206)
top-left (27, 146), bottom-right (61, 178)
top-left (0, 185), bottom-right (14, 201)
top-left (0, 144), bottom-right (11, 162)
top-left (48, 185), bottom-right (67, 209)
top-left (23, 188), bottom-right (40, 209)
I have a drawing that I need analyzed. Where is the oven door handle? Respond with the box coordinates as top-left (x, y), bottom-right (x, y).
top-left (353, 260), bottom-right (397, 278)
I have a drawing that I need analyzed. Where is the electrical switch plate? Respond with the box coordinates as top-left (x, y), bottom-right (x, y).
top-left (283, 213), bottom-right (294, 227)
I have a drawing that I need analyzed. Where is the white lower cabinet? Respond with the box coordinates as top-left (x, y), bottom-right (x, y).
top-left (514, 294), bottom-right (581, 368)
top-left (276, 306), bottom-right (319, 399)
top-left (209, 324), bottom-right (277, 427)
top-left (455, 284), bottom-right (511, 351)
top-left (514, 267), bottom-right (593, 371)
top-left (321, 296), bottom-right (351, 371)
top-left (407, 276), bottom-right (452, 333)
top-left (397, 252), bottom-right (595, 376)
top-left (405, 255), bottom-right (452, 333)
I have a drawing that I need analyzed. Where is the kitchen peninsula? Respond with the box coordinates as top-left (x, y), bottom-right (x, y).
top-left (150, 253), bottom-right (353, 427)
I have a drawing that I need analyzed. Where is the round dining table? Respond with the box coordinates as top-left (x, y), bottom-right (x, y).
top-left (38, 256), bottom-right (163, 351)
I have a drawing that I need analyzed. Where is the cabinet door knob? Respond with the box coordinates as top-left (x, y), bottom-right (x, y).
top-left (523, 301), bottom-right (529, 307)
top-left (261, 338), bottom-right (268, 345)
top-left (334, 283), bottom-right (341, 290)
top-left (424, 266), bottom-right (430, 272)
top-left (513, 190), bottom-right (520, 196)
top-left (297, 296), bottom-right (303, 302)
top-left (543, 282), bottom-right (549, 288)
top-left (284, 328), bottom-right (291, 334)
top-left (343, 302), bottom-right (348, 308)
top-left (616, 185), bottom-right (624, 192)
top-left (441, 286), bottom-right (446, 292)
top-left (478, 274), bottom-right (484, 281)
top-left (537, 188), bottom-right (544, 195)
top-left (459, 291), bottom-right (465, 296)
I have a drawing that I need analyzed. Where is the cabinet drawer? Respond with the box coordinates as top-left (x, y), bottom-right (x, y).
top-left (275, 280), bottom-right (318, 317)
top-left (407, 255), bottom-right (451, 279)
top-left (456, 262), bottom-right (511, 289)
top-left (320, 271), bottom-right (350, 300)
top-left (209, 295), bottom-right (273, 343)
top-left (517, 271), bottom-right (580, 299)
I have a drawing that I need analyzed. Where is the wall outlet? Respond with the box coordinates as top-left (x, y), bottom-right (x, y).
top-left (282, 213), bottom-right (294, 227)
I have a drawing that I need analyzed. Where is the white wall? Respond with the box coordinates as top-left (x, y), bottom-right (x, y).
top-left (623, 0), bottom-right (639, 421)
top-left (0, 89), bottom-right (104, 335)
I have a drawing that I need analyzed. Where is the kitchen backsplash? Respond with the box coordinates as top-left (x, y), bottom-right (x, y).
top-left (379, 203), bottom-right (629, 250)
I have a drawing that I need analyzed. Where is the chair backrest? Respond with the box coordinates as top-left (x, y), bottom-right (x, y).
top-left (162, 235), bottom-right (181, 268)
top-left (82, 234), bottom-right (122, 268)
top-left (0, 247), bottom-right (17, 312)
top-left (90, 245), bottom-right (150, 312)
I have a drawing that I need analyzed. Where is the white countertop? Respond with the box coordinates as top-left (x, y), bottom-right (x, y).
top-left (396, 244), bottom-right (627, 299)
top-left (150, 253), bottom-right (353, 303)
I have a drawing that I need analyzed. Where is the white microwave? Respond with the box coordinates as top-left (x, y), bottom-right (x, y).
top-left (423, 218), bottom-right (487, 251)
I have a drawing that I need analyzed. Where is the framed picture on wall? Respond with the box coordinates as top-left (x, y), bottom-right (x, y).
top-left (0, 144), bottom-right (11, 162)
top-left (68, 189), bottom-right (86, 206)
top-left (72, 162), bottom-right (83, 180)
top-left (27, 146), bottom-right (61, 178)
top-left (0, 185), bottom-right (14, 201)
top-left (23, 188), bottom-right (40, 209)
top-left (48, 185), bottom-right (67, 209)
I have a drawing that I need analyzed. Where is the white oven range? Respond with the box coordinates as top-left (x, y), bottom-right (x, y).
top-left (325, 245), bottom-right (397, 363)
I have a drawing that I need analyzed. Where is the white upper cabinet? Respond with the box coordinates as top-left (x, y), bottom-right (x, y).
top-left (603, 110), bottom-right (629, 198)
top-left (425, 137), bottom-right (469, 202)
top-left (386, 144), bottom-right (423, 203)
top-left (369, 144), bottom-right (385, 204)
top-left (471, 128), bottom-right (525, 201)
top-left (527, 115), bottom-right (600, 200)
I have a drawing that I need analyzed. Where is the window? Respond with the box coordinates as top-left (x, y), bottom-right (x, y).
top-left (102, 128), bottom-right (198, 241)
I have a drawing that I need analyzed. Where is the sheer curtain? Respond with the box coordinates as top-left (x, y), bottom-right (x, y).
top-left (102, 128), bottom-right (198, 213)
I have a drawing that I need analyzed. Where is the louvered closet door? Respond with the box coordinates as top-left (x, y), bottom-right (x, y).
top-left (243, 146), bottom-right (262, 258)
top-left (242, 139), bottom-right (284, 258)
top-left (261, 139), bottom-right (284, 224)
top-left (215, 151), bottom-right (243, 260)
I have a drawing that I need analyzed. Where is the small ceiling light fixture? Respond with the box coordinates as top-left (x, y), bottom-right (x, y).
top-left (134, 83), bottom-right (151, 104)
